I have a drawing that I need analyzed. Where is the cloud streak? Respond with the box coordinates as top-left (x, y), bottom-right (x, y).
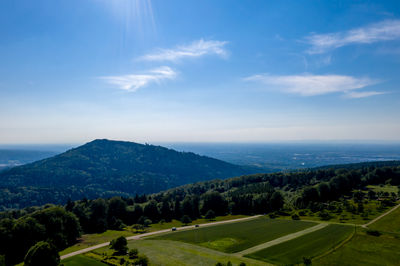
top-left (245, 73), bottom-right (380, 97)
top-left (139, 39), bottom-right (228, 62)
top-left (345, 91), bottom-right (386, 99)
top-left (101, 66), bottom-right (177, 92)
top-left (305, 20), bottom-right (400, 54)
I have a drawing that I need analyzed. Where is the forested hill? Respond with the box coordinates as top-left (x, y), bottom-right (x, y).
top-left (0, 139), bottom-right (256, 210)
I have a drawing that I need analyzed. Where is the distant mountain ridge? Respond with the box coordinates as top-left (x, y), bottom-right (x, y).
top-left (0, 139), bottom-right (257, 210)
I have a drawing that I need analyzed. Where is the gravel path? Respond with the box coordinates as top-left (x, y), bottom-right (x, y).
top-left (235, 223), bottom-right (328, 256)
top-left (362, 203), bottom-right (400, 228)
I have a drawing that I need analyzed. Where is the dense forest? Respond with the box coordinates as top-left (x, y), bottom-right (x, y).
top-left (1, 161), bottom-right (399, 265)
top-left (0, 139), bottom-right (258, 210)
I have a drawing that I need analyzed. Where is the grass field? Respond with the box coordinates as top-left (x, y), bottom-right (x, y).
top-left (89, 239), bottom-right (269, 266)
top-left (60, 230), bottom-right (135, 255)
top-left (59, 214), bottom-right (248, 255)
top-left (366, 185), bottom-right (399, 194)
top-left (151, 217), bottom-right (316, 253)
top-left (62, 255), bottom-right (107, 266)
top-left (368, 205), bottom-right (400, 233)
top-left (314, 233), bottom-right (400, 266)
top-left (246, 224), bottom-right (354, 265)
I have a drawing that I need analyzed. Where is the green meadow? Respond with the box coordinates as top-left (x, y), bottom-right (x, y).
top-left (314, 232), bottom-right (400, 266)
top-left (151, 217), bottom-right (316, 253)
top-left (246, 224), bottom-right (354, 265)
top-left (368, 206), bottom-right (400, 233)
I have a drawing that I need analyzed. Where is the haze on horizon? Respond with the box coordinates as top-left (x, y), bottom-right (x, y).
top-left (1, 0), bottom-right (400, 144)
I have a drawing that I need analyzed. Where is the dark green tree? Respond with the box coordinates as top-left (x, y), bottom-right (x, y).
top-left (110, 236), bottom-right (128, 255)
top-left (205, 210), bottom-right (216, 220)
top-left (181, 215), bottom-right (192, 225)
top-left (24, 241), bottom-right (60, 266)
top-left (202, 192), bottom-right (227, 216)
top-left (270, 191), bottom-right (284, 211)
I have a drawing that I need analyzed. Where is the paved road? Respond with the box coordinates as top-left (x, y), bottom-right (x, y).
top-left (235, 223), bottom-right (328, 256)
top-left (61, 215), bottom-right (261, 260)
top-left (362, 203), bottom-right (400, 228)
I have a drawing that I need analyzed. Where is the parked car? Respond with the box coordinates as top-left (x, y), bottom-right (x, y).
top-left (195, 224), bottom-right (200, 228)
top-left (171, 227), bottom-right (177, 231)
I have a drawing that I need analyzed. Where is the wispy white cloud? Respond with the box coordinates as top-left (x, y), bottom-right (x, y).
top-left (245, 73), bottom-right (379, 97)
top-left (345, 91), bottom-right (386, 98)
top-left (139, 39), bottom-right (228, 62)
top-left (305, 20), bottom-right (400, 54)
top-left (101, 66), bottom-right (177, 92)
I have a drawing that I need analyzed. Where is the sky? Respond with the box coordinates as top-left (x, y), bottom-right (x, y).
top-left (1, 0), bottom-right (400, 144)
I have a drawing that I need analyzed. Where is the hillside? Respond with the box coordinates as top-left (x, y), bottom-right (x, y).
top-left (0, 139), bottom-right (255, 210)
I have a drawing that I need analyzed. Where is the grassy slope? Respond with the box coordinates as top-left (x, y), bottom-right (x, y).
top-left (368, 205), bottom-right (400, 233)
top-left (62, 255), bottom-right (107, 266)
top-left (152, 217), bottom-right (316, 253)
top-left (246, 224), bottom-right (354, 265)
top-left (90, 239), bottom-right (269, 266)
top-left (366, 185), bottom-right (399, 194)
top-left (60, 215), bottom-right (247, 256)
top-left (314, 233), bottom-right (400, 266)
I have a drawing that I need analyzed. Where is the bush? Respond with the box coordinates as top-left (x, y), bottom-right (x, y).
top-left (318, 210), bottom-right (332, 221)
top-left (110, 236), bottom-right (128, 255)
top-left (298, 210), bottom-right (306, 216)
top-left (144, 219), bottom-right (152, 227)
top-left (24, 241), bottom-right (60, 266)
top-left (181, 215), bottom-right (192, 225)
top-left (268, 213), bottom-right (277, 219)
top-left (135, 254), bottom-right (149, 266)
top-left (366, 229), bottom-right (381, 237)
top-left (205, 210), bottom-right (216, 220)
top-left (239, 263), bottom-right (246, 266)
top-left (291, 213), bottom-right (300, 220)
top-left (129, 248), bottom-right (139, 259)
top-left (303, 256), bottom-right (312, 265)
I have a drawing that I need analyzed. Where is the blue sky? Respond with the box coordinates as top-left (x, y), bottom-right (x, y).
top-left (1, 0), bottom-right (400, 143)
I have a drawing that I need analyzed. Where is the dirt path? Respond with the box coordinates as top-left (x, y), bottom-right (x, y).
top-left (362, 203), bottom-right (400, 228)
top-left (61, 215), bottom-right (261, 260)
top-left (234, 223), bottom-right (328, 256)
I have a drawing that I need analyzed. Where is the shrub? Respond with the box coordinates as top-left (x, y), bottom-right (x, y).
top-left (144, 219), bottom-right (152, 227)
top-left (135, 254), bottom-right (149, 266)
top-left (110, 236), bottom-right (128, 255)
top-left (269, 213), bottom-right (277, 219)
top-left (303, 256), bottom-right (312, 265)
top-left (318, 210), bottom-right (332, 221)
top-left (129, 248), bottom-right (139, 259)
top-left (181, 215), bottom-right (192, 225)
top-left (298, 210), bottom-right (306, 216)
top-left (291, 213), bottom-right (300, 220)
top-left (205, 210), bottom-right (216, 220)
top-left (366, 229), bottom-right (381, 237)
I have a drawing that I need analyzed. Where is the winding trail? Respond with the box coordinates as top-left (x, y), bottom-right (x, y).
top-left (234, 223), bottom-right (328, 256)
top-left (362, 203), bottom-right (400, 228)
top-left (61, 215), bottom-right (261, 260)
